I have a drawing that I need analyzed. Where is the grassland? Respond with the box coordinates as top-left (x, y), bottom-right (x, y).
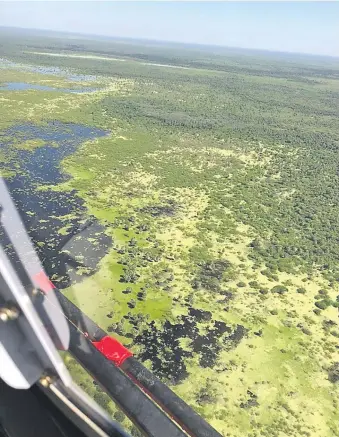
top-left (1, 27), bottom-right (339, 437)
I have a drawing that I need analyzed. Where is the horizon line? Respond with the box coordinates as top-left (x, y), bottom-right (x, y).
top-left (1, 24), bottom-right (339, 60)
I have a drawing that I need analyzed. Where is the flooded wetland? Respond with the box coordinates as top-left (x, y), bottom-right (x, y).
top-left (1, 28), bottom-right (339, 437)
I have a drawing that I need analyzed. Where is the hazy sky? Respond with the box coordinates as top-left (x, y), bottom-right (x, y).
top-left (1, 1), bottom-right (338, 57)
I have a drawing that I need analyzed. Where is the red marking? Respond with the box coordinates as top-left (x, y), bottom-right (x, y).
top-left (92, 336), bottom-right (133, 367)
top-left (33, 271), bottom-right (55, 294)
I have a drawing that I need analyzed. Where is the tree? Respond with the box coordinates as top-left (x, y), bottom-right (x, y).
top-left (114, 411), bottom-right (126, 423)
top-left (249, 239), bottom-right (261, 250)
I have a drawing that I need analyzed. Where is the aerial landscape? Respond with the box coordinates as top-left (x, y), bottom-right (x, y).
top-left (0, 13), bottom-right (339, 437)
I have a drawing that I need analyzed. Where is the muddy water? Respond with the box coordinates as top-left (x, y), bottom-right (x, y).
top-left (2, 122), bottom-right (111, 288)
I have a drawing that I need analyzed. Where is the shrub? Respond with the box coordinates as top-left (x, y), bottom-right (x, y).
top-left (296, 287), bottom-right (306, 294)
top-left (271, 285), bottom-right (288, 295)
top-left (301, 327), bottom-right (311, 336)
top-left (328, 362), bottom-right (339, 383)
top-left (315, 299), bottom-right (332, 310)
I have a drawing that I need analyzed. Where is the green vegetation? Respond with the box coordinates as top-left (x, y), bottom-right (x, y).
top-left (1, 27), bottom-right (339, 437)
top-left (14, 138), bottom-right (48, 150)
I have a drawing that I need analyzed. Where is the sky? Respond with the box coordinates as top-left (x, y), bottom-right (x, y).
top-left (0, 1), bottom-right (338, 57)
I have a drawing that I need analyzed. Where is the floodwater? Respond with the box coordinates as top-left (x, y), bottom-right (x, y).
top-left (1, 122), bottom-right (240, 385)
top-left (0, 57), bottom-right (98, 82)
top-left (2, 122), bottom-right (111, 288)
top-left (0, 82), bottom-right (97, 93)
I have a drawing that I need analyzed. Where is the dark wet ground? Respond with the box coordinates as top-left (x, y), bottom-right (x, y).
top-left (1, 122), bottom-right (111, 288)
top-left (0, 82), bottom-right (97, 93)
top-left (134, 307), bottom-right (247, 384)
